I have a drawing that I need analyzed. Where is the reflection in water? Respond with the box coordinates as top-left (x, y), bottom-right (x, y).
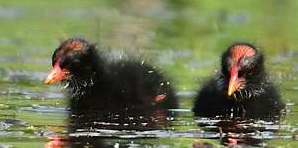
top-left (45, 136), bottom-right (106, 148)
top-left (43, 107), bottom-right (293, 147)
top-left (68, 108), bottom-right (172, 132)
top-left (45, 136), bottom-right (69, 148)
top-left (195, 117), bottom-right (289, 147)
top-left (66, 108), bottom-right (173, 147)
top-left (44, 108), bottom-right (174, 147)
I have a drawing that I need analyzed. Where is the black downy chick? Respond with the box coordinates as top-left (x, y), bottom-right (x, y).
top-left (44, 38), bottom-right (177, 129)
top-left (193, 43), bottom-right (285, 120)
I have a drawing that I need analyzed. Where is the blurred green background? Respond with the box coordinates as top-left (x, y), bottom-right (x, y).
top-left (1, 0), bottom-right (298, 89)
top-left (0, 0), bottom-right (298, 147)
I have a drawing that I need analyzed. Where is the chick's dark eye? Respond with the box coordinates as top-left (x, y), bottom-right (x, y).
top-left (59, 59), bottom-right (68, 68)
top-left (237, 70), bottom-right (244, 77)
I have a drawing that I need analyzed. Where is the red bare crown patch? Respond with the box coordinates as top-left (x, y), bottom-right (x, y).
top-left (230, 45), bottom-right (256, 61)
top-left (66, 41), bottom-right (84, 51)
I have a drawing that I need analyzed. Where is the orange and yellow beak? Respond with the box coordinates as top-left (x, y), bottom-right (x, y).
top-left (44, 64), bottom-right (69, 85)
top-left (228, 66), bottom-right (240, 96)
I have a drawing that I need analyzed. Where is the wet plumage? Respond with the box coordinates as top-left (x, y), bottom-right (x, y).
top-left (193, 43), bottom-right (285, 120)
top-left (45, 38), bottom-right (177, 114)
